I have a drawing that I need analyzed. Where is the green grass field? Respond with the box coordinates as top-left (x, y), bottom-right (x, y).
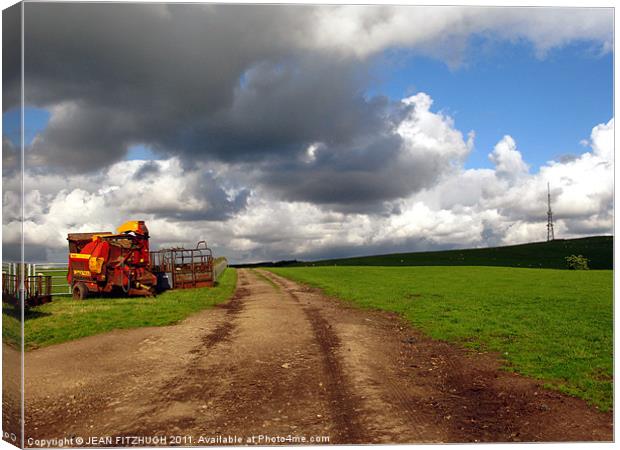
top-left (269, 266), bottom-right (613, 410)
top-left (282, 236), bottom-right (612, 270)
top-left (2, 268), bottom-right (236, 350)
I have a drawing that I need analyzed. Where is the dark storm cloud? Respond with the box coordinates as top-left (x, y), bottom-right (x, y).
top-left (258, 133), bottom-right (421, 210)
top-left (21, 2), bottom-right (432, 210)
top-left (3, 3), bottom-right (21, 112)
top-left (6, 241), bottom-right (67, 262)
top-left (22, 3), bottom-right (322, 169)
top-left (22, 4), bottom-right (399, 169)
top-left (2, 135), bottom-right (19, 176)
top-left (29, 103), bottom-right (138, 172)
top-left (172, 59), bottom-right (390, 163)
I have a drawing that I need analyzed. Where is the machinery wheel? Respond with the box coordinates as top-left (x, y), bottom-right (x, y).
top-left (72, 282), bottom-right (89, 300)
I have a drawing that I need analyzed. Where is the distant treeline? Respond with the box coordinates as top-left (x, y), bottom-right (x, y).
top-left (232, 236), bottom-right (613, 270)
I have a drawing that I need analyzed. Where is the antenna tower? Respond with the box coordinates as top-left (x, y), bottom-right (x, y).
top-left (546, 182), bottom-right (554, 242)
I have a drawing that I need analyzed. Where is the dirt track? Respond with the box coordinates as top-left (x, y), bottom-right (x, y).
top-left (15, 269), bottom-right (612, 445)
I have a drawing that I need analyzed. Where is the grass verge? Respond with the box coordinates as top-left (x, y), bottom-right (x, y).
top-left (3, 268), bottom-right (236, 350)
top-left (268, 266), bottom-right (612, 411)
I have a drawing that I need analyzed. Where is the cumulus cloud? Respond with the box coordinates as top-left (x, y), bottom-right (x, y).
top-left (304, 6), bottom-right (612, 60)
top-left (489, 135), bottom-right (529, 180)
top-left (244, 116), bottom-right (612, 260)
top-left (4, 114), bottom-right (613, 263)
top-left (2, 157), bottom-right (249, 260)
top-left (590, 118), bottom-right (614, 161)
top-left (258, 91), bottom-right (473, 212)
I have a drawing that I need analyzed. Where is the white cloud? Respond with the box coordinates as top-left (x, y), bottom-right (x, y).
top-left (301, 6), bottom-right (612, 60)
top-left (590, 118), bottom-right (614, 161)
top-left (3, 93), bottom-right (613, 263)
top-left (489, 135), bottom-right (529, 180)
top-left (398, 92), bottom-right (473, 164)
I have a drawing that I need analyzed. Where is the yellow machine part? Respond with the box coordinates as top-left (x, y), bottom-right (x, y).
top-left (70, 253), bottom-right (90, 260)
top-left (88, 256), bottom-right (105, 274)
top-left (117, 221), bottom-right (142, 234)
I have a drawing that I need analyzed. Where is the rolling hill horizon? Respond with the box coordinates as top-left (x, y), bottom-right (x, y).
top-left (232, 235), bottom-right (613, 270)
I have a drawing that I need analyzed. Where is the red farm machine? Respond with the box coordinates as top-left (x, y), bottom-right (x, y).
top-left (67, 221), bottom-right (157, 299)
top-left (67, 220), bottom-right (216, 300)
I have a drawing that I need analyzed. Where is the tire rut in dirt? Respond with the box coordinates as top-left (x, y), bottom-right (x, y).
top-left (302, 307), bottom-right (365, 444)
top-left (277, 279), bottom-right (365, 444)
top-left (194, 287), bottom-right (247, 350)
top-left (121, 285), bottom-right (250, 435)
top-left (281, 281), bottom-right (431, 443)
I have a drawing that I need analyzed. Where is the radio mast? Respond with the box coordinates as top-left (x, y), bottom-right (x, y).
top-left (547, 182), bottom-right (555, 242)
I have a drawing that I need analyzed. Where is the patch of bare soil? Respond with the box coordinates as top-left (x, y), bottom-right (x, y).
top-left (19, 269), bottom-right (611, 446)
top-left (3, 342), bottom-right (22, 447)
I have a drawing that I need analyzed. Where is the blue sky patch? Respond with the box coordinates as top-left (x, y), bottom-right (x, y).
top-left (369, 39), bottom-right (612, 170)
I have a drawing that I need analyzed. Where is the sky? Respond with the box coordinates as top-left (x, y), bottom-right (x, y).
top-left (1, 3), bottom-right (614, 263)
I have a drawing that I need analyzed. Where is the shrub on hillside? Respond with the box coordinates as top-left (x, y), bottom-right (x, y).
top-left (565, 254), bottom-right (590, 270)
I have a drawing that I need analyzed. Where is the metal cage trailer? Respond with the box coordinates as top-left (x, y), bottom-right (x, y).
top-left (150, 241), bottom-right (215, 290)
top-left (2, 263), bottom-right (52, 308)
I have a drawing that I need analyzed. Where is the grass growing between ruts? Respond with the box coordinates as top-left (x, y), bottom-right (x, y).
top-left (2, 268), bottom-right (236, 350)
top-left (269, 266), bottom-right (612, 411)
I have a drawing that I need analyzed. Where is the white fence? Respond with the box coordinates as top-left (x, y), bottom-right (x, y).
top-left (2, 262), bottom-right (72, 296)
top-left (1, 262), bottom-right (18, 277)
top-left (2, 262), bottom-right (71, 295)
top-left (213, 259), bottom-right (228, 282)
top-left (31, 263), bottom-right (71, 296)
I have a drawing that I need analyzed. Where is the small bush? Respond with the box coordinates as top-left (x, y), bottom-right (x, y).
top-left (565, 254), bottom-right (590, 270)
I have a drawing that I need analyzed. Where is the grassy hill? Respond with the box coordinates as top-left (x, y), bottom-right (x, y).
top-left (290, 236), bottom-right (613, 270)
